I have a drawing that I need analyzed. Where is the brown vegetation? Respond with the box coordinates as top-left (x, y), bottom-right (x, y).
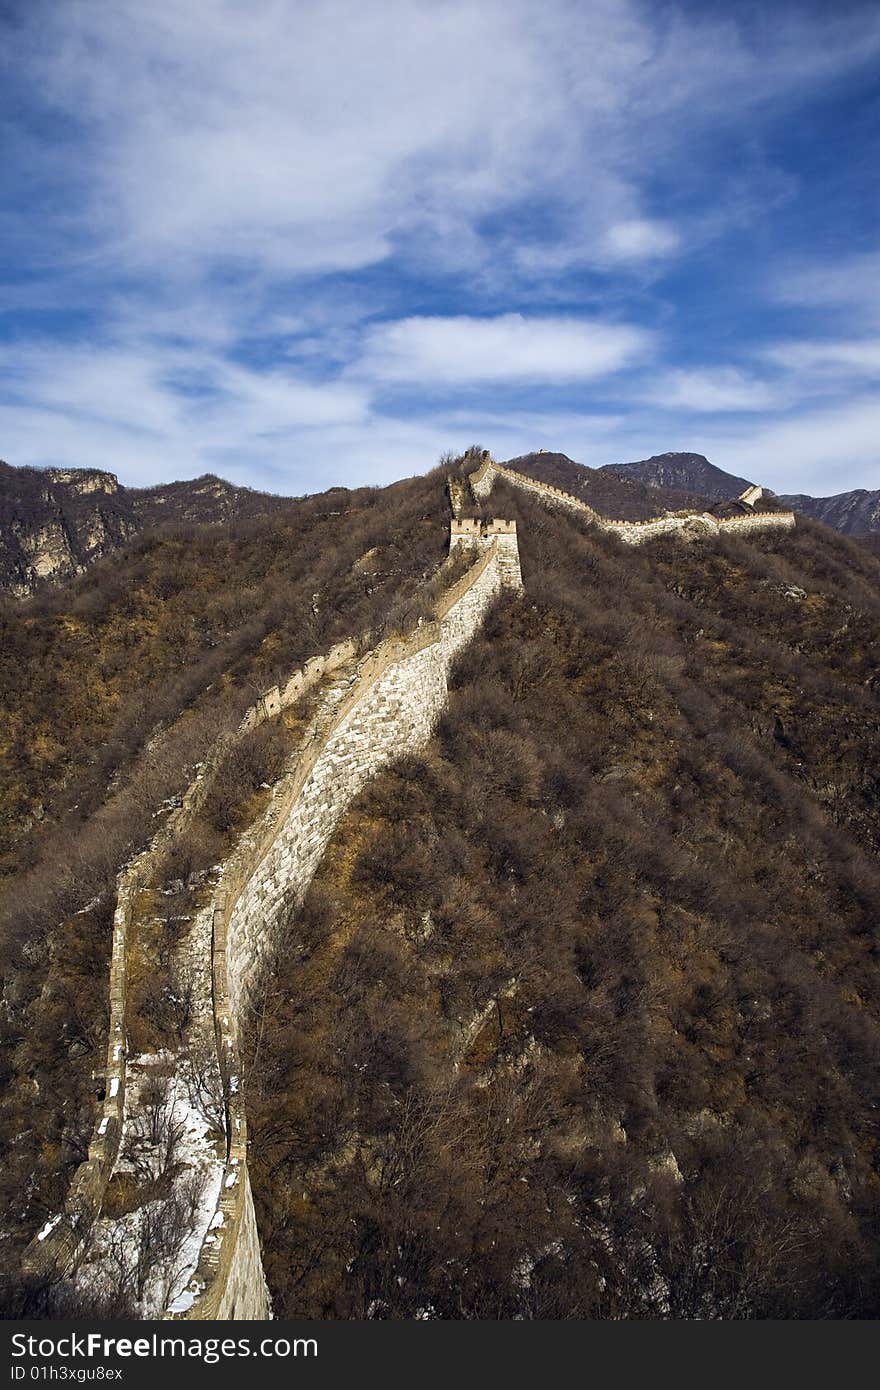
top-left (244, 484), bottom-right (880, 1318)
top-left (5, 454), bottom-right (880, 1319)
top-left (0, 466), bottom-right (452, 1309)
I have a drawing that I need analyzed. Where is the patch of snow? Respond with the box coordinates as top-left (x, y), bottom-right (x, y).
top-left (37, 1214), bottom-right (61, 1241)
top-left (167, 1288), bottom-right (196, 1314)
top-left (76, 897), bottom-right (225, 1319)
top-left (512, 1253), bottom-right (534, 1290)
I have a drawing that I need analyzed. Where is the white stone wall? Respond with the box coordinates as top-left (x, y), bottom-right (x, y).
top-left (716, 511), bottom-right (796, 537)
top-left (226, 543), bottom-right (513, 1015)
top-left (469, 457), bottom-right (795, 545)
top-left (214, 1171), bottom-right (270, 1321)
top-left (176, 536), bottom-right (522, 1320)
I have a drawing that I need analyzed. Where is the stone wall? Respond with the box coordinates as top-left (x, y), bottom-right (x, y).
top-left (469, 456), bottom-right (796, 544)
top-left (715, 511), bottom-right (797, 537)
top-left (21, 458), bottom-right (795, 1313)
top-left (171, 532), bottom-right (522, 1319)
top-left (239, 638), bottom-right (356, 732)
top-left (21, 636), bottom-right (370, 1285)
top-left (22, 823), bottom-right (207, 1282)
top-left (470, 457), bottom-right (605, 524)
top-left (449, 518), bottom-right (522, 590)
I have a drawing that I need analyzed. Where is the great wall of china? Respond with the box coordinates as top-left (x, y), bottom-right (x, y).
top-left (467, 455), bottom-right (797, 543)
top-left (23, 456), bottom-right (795, 1318)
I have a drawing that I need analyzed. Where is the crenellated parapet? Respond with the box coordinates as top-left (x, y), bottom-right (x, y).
top-left (449, 518), bottom-right (523, 590)
top-left (467, 455), bottom-right (796, 545)
top-left (23, 450), bottom-right (798, 1318)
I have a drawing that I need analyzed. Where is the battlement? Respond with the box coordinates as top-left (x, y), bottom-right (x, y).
top-left (30, 521), bottom-right (524, 1321)
top-left (450, 517), bottom-right (517, 538)
top-left (23, 449), bottom-right (800, 1320)
top-left (467, 455), bottom-right (795, 546)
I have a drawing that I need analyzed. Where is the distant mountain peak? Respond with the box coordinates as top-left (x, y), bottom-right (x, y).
top-left (600, 452), bottom-right (753, 501)
top-left (501, 450), bottom-right (704, 521)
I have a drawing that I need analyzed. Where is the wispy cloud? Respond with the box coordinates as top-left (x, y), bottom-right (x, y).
top-left (602, 220), bottom-right (681, 264)
top-left (0, 338), bottom-right (370, 489)
top-left (640, 367), bottom-right (784, 414)
top-left (771, 253), bottom-right (880, 328)
top-left (762, 338), bottom-right (880, 378)
top-left (358, 314), bottom-right (653, 387)
top-left (709, 394), bottom-right (880, 496)
top-left (1, 0), bottom-right (879, 493)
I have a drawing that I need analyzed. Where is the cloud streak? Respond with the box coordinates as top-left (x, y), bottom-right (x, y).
top-left (359, 314), bottom-right (653, 386)
top-left (0, 0), bottom-right (878, 495)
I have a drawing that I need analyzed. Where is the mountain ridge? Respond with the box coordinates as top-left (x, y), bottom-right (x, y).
top-left (0, 460), bottom-right (290, 596)
top-left (3, 446), bottom-right (879, 599)
top-left (2, 448), bottom-right (880, 1319)
top-left (597, 450), bottom-right (880, 536)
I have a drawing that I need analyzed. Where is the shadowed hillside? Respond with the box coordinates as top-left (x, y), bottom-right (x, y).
top-left (0, 465), bottom-right (454, 1303)
top-left (780, 489), bottom-right (880, 537)
top-left (3, 450), bottom-right (880, 1320)
top-left (244, 477), bottom-right (880, 1319)
top-left (502, 451), bottom-right (705, 520)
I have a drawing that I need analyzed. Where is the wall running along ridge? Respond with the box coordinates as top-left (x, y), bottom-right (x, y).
top-left (171, 526), bottom-right (522, 1318)
top-left (25, 523), bottom-right (523, 1319)
top-left (20, 637), bottom-right (357, 1285)
top-left (468, 456), bottom-right (797, 542)
top-left (24, 454), bottom-right (791, 1312)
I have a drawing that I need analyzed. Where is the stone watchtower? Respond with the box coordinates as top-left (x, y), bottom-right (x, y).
top-left (449, 518), bottom-right (523, 592)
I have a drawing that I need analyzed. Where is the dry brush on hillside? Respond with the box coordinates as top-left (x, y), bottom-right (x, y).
top-left (244, 488), bottom-right (880, 1319)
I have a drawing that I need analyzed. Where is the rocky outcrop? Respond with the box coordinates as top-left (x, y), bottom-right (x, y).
top-left (0, 461), bottom-right (286, 596)
top-left (600, 452), bottom-right (753, 501)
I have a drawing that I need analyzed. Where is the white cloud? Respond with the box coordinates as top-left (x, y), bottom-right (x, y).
top-left (2, 2), bottom-right (880, 499)
top-left (358, 314), bottom-right (652, 386)
top-left (13, 0), bottom-right (876, 291)
top-left (706, 395), bottom-right (880, 495)
top-left (602, 220), bottom-right (680, 262)
top-left (762, 338), bottom-right (880, 377)
top-left (642, 367), bottom-right (783, 413)
top-left (771, 253), bottom-right (880, 328)
top-left (0, 338), bottom-right (369, 489)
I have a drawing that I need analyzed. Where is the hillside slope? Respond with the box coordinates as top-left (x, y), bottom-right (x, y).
top-left (0, 460), bottom-right (291, 596)
top-left (502, 451), bottom-right (704, 519)
top-left (3, 450), bottom-right (880, 1320)
top-left (244, 474), bottom-right (880, 1319)
top-left (779, 489), bottom-right (880, 537)
top-left (0, 464), bottom-right (454, 1306)
top-left (601, 451), bottom-right (753, 501)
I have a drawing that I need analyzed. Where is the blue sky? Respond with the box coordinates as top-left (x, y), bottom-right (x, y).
top-left (1, 0), bottom-right (879, 497)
